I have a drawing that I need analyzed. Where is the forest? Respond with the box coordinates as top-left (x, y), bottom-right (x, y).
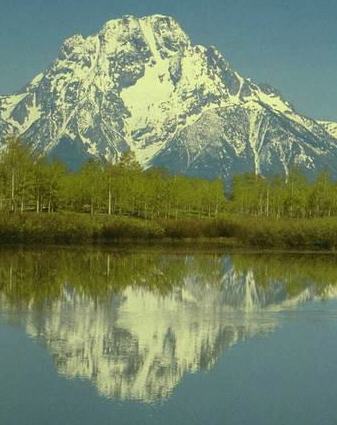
top-left (2, 136), bottom-right (337, 249)
top-left (0, 137), bottom-right (224, 218)
top-left (1, 136), bottom-right (337, 219)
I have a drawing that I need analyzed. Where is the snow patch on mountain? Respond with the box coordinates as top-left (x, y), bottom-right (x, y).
top-left (319, 120), bottom-right (337, 139)
top-left (1, 14), bottom-right (337, 179)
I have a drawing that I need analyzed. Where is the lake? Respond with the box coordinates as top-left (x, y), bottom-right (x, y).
top-left (1, 247), bottom-right (337, 425)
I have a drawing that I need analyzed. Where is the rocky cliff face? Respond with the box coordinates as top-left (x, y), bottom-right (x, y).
top-left (1, 14), bottom-right (337, 179)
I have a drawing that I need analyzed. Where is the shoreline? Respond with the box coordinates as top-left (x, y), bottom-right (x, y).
top-left (1, 212), bottom-right (337, 252)
top-left (1, 238), bottom-right (337, 255)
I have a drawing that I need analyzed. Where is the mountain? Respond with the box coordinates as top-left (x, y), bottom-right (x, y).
top-left (1, 14), bottom-right (337, 179)
top-left (318, 120), bottom-right (337, 139)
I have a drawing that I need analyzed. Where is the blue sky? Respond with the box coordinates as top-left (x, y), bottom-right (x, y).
top-left (1, 0), bottom-right (337, 120)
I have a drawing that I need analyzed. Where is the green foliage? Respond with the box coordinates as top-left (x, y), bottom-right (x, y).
top-left (212, 216), bottom-right (337, 249)
top-left (230, 169), bottom-right (337, 218)
top-left (3, 137), bottom-right (337, 248)
top-left (0, 137), bottom-right (226, 218)
top-left (101, 217), bottom-right (165, 240)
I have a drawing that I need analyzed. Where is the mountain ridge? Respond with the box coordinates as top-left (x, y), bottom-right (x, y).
top-left (1, 14), bottom-right (337, 180)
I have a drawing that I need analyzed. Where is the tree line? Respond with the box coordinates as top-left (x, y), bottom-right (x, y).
top-left (2, 137), bottom-right (337, 219)
top-left (231, 171), bottom-right (337, 218)
top-left (0, 137), bottom-right (224, 218)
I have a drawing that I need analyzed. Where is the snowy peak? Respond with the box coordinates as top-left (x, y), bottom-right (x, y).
top-left (319, 120), bottom-right (337, 139)
top-left (99, 14), bottom-right (191, 55)
top-left (1, 14), bottom-right (337, 179)
top-left (57, 14), bottom-right (191, 83)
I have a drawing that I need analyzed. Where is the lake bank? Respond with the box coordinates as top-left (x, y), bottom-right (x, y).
top-left (1, 213), bottom-right (337, 251)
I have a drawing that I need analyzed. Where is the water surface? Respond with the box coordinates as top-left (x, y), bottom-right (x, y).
top-left (1, 248), bottom-right (337, 425)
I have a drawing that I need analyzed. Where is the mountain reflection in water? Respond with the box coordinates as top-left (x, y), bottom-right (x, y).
top-left (0, 249), bottom-right (337, 402)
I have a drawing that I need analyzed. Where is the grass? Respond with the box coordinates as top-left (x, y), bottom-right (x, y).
top-left (1, 212), bottom-right (337, 250)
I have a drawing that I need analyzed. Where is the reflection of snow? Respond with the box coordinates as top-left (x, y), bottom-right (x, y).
top-left (0, 260), bottom-right (336, 403)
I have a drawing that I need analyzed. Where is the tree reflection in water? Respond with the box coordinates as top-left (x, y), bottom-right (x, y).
top-left (1, 248), bottom-right (337, 402)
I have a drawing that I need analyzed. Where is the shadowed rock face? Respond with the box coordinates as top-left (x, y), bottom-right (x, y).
top-left (1, 15), bottom-right (337, 180)
top-left (1, 250), bottom-right (337, 402)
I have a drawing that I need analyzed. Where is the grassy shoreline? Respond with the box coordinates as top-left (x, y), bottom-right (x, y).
top-left (1, 212), bottom-right (337, 251)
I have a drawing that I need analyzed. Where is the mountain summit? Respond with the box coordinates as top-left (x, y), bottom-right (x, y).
top-left (1, 14), bottom-right (337, 179)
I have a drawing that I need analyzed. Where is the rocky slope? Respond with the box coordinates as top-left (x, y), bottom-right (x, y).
top-left (319, 120), bottom-right (337, 139)
top-left (1, 14), bottom-right (337, 179)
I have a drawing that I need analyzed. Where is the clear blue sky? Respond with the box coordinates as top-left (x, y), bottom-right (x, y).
top-left (1, 0), bottom-right (337, 120)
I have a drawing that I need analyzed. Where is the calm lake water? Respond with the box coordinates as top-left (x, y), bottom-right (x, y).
top-left (1, 247), bottom-right (337, 425)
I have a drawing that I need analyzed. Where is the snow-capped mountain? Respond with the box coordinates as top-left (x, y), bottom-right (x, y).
top-left (318, 120), bottom-right (337, 139)
top-left (1, 14), bottom-right (337, 179)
